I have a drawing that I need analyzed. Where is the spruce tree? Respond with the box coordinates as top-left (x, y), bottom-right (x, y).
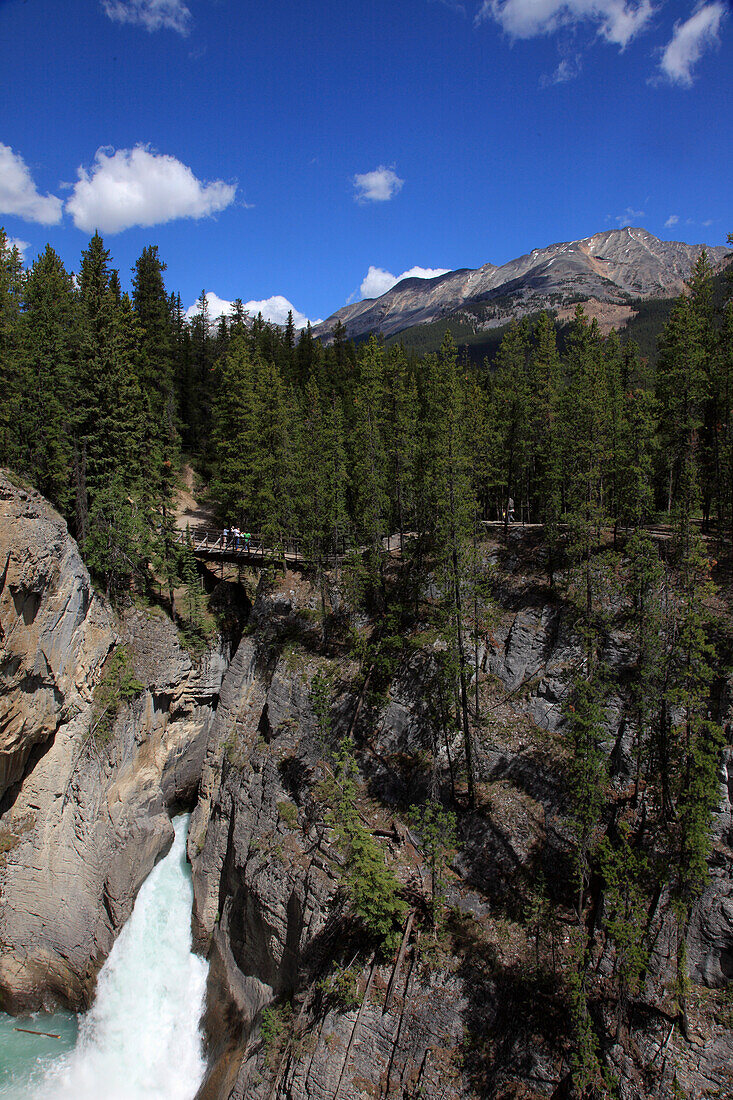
top-left (0, 229), bottom-right (25, 472)
top-left (20, 245), bottom-right (77, 509)
top-left (351, 335), bottom-right (389, 574)
top-left (210, 335), bottom-right (257, 523)
top-left (528, 312), bottom-right (563, 581)
top-left (132, 245), bottom-right (176, 427)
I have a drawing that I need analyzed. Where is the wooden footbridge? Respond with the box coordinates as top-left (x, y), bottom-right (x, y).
top-left (176, 520), bottom-right (696, 573)
top-left (174, 528), bottom-right (347, 567)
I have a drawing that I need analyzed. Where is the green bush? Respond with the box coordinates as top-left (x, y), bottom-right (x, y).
top-left (260, 1001), bottom-right (293, 1068)
top-left (317, 964), bottom-right (361, 1011)
top-left (91, 646), bottom-right (144, 742)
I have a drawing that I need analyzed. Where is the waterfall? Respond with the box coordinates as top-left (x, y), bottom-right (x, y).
top-left (0, 815), bottom-right (208, 1100)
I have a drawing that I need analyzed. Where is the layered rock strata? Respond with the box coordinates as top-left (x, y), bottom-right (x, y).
top-left (0, 472), bottom-right (230, 1011)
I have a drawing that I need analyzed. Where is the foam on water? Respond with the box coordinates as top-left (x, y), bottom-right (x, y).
top-left (0, 815), bottom-right (208, 1100)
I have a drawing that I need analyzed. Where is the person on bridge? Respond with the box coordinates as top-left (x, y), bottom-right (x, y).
top-left (223, 527), bottom-right (229, 548)
top-left (244, 531), bottom-right (251, 550)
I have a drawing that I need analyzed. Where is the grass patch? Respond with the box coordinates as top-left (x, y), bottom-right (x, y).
top-left (277, 800), bottom-right (299, 829)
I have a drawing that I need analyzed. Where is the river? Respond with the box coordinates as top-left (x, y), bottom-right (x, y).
top-left (0, 815), bottom-right (208, 1100)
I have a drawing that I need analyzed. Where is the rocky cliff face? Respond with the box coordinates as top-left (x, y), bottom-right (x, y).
top-left (0, 472), bottom-right (232, 1011)
top-left (2, 476), bottom-right (732, 1099)
top-left (0, 471), bottom-right (112, 801)
top-left (187, 553), bottom-right (733, 1100)
top-left (313, 228), bottom-right (731, 343)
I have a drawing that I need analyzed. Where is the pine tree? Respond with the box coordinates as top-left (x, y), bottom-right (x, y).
top-left (19, 245), bottom-right (77, 509)
top-left (351, 335), bottom-right (389, 574)
top-left (657, 294), bottom-right (709, 518)
top-left (489, 320), bottom-right (530, 532)
top-left (598, 823), bottom-right (650, 1036)
top-left (184, 289), bottom-right (213, 454)
top-left (298, 376), bottom-right (348, 610)
top-left (714, 300), bottom-right (733, 554)
top-left (384, 345), bottom-right (420, 551)
top-left (180, 529), bottom-right (207, 638)
top-left (0, 229), bottom-right (25, 472)
top-left (425, 333), bottom-right (478, 805)
top-left (565, 674), bottom-right (607, 919)
top-left (625, 531), bottom-right (664, 803)
top-left (74, 235), bottom-right (148, 560)
top-left (252, 358), bottom-right (294, 548)
top-left (561, 308), bottom-right (610, 669)
top-left (528, 312), bottom-right (563, 581)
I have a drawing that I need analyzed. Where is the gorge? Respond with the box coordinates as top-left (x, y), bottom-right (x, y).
top-left (0, 815), bottom-right (206, 1099)
top-left (1, 468), bottom-right (732, 1100)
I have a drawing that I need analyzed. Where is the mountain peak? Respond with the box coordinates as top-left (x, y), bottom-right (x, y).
top-left (314, 229), bottom-right (730, 344)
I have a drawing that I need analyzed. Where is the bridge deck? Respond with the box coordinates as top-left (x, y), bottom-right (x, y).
top-left (174, 528), bottom-right (343, 566)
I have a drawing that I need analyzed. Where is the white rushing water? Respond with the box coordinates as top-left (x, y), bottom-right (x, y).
top-left (0, 815), bottom-right (209, 1100)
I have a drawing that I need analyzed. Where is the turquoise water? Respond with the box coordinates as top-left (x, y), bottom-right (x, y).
top-left (0, 815), bottom-right (208, 1100)
top-left (0, 1011), bottom-right (78, 1096)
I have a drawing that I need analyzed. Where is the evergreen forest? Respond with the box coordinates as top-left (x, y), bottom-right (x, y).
top-left (2, 226), bottom-right (733, 1093)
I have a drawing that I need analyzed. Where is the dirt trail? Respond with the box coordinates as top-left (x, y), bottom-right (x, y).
top-left (174, 464), bottom-right (218, 532)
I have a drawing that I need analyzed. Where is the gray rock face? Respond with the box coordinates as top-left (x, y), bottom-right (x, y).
top-left (189, 563), bottom-right (733, 1100)
top-left (314, 228), bottom-right (730, 343)
top-left (190, 606), bottom-right (480, 1100)
top-left (0, 470), bottom-right (113, 800)
top-left (483, 600), bottom-right (577, 733)
top-left (0, 474), bottom-right (231, 1012)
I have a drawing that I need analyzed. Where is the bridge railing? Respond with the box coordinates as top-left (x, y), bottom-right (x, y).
top-left (173, 528), bottom-right (348, 565)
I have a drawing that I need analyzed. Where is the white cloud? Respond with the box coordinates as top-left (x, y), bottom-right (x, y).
top-left (243, 295), bottom-right (316, 329)
top-left (541, 53), bottom-right (583, 85)
top-left (101, 0), bottom-right (192, 35)
top-left (0, 144), bottom-right (63, 225)
top-left (66, 145), bottom-right (236, 234)
top-left (353, 166), bottom-right (404, 204)
top-left (658, 2), bottom-right (725, 86)
top-left (614, 206), bottom-right (645, 226)
top-left (476, 0), bottom-right (655, 48)
top-left (7, 237), bottom-right (30, 261)
top-left (360, 264), bottom-right (451, 299)
top-left (185, 292), bottom-right (235, 324)
top-left (185, 291), bottom-right (316, 330)
top-left (665, 214), bottom-right (680, 227)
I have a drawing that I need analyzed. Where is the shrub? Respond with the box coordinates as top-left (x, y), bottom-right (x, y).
top-left (260, 1001), bottom-right (293, 1068)
top-left (317, 964), bottom-right (361, 1011)
top-left (91, 646), bottom-right (144, 742)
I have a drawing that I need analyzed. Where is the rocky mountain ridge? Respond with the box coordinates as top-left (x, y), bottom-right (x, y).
top-left (314, 228), bottom-right (730, 344)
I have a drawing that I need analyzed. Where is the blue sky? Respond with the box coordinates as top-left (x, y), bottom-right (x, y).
top-left (1, 0), bottom-right (730, 327)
